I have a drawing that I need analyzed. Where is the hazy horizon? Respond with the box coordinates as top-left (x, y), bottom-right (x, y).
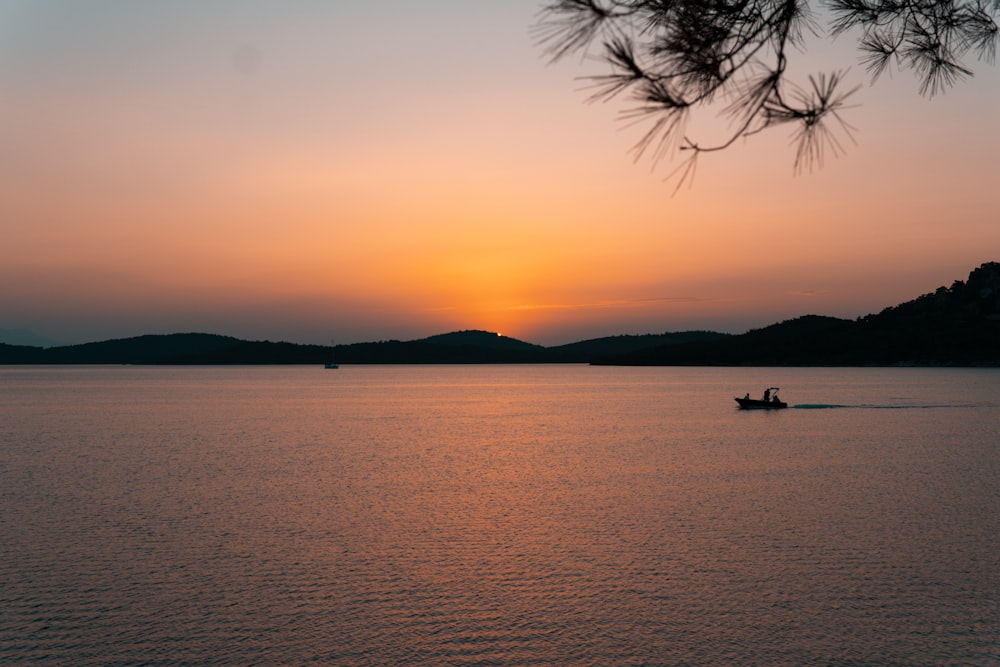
top-left (2, 258), bottom-right (993, 349)
top-left (2, 2), bottom-right (997, 348)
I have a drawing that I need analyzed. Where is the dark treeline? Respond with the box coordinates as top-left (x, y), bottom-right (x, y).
top-left (0, 330), bottom-right (720, 365)
top-left (597, 262), bottom-right (1000, 366)
top-left (2, 263), bottom-right (997, 366)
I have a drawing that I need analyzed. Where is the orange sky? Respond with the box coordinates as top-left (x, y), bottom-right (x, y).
top-left (1, 1), bottom-right (998, 346)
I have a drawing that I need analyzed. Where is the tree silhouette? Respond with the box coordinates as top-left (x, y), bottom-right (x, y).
top-left (535, 0), bottom-right (998, 184)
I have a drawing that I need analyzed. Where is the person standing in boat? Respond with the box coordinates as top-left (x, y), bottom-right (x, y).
top-left (763, 388), bottom-right (771, 402)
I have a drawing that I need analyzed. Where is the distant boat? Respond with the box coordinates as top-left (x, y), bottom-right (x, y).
top-left (735, 387), bottom-right (786, 409)
top-left (325, 340), bottom-right (339, 369)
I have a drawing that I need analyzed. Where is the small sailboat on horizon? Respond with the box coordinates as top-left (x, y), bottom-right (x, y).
top-left (325, 339), bottom-right (339, 369)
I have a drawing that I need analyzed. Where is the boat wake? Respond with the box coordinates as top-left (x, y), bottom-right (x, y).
top-left (792, 403), bottom-right (984, 410)
top-left (791, 404), bottom-right (848, 409)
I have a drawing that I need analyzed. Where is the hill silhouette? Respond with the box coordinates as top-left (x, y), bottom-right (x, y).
top-left (418, 330), bottom-right (543, 350)
top-left (597, 262), bottom-right (1000, 366)
top-left (545, 331), bottom-right (729, 362)
top-left (1, 262), bottom-right (997, 366)
top-left (0, 328), bottom-right (65, 348)
top-left (0, 333), bottom-right (331, 365)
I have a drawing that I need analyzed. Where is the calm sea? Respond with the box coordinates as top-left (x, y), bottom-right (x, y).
top-left (1, 365), bottom-right (998, 666)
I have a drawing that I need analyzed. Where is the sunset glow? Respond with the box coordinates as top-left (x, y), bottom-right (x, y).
top-left (1, 1), bottom-right (997, 346)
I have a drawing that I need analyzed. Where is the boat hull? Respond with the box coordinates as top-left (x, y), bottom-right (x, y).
top-left (735, 397), bottom-right (787, 409)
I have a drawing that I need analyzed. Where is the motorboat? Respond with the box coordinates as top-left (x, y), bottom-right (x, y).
top-left (735, 387), bottom-right (786, 409)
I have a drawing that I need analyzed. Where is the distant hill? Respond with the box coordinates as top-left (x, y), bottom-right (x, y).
top-left (597, 315), bottom-right (860, 366)
top-left (333, 330), bottom-right (723, 364)
top-left (335, 333), bottom-right (549, 364)
top-left (1, 262), bottom-right (997, 366)
top-left (416, 330), bottom-right (544, 351)
top-left (0, 331), bottom-right (548, 365)
top-left (597, 262), bottom-right (1000, 366)
top-left (0, 330), bottom-right (718, 365)
top-left (0, 333), bottom-right (334, 365)
top-left (545, 331), bottom-right (729, 362)
top-left (0, 328), bottom-right (65, 348)
top-left (1, 333), bottom-right (245, 364)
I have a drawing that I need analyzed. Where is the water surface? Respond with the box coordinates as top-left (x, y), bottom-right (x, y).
top-left (2, 365), bottom-right (998, 665)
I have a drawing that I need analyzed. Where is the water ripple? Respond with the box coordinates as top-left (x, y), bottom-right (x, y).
top-left (2, 365), bottom-right (998, 665)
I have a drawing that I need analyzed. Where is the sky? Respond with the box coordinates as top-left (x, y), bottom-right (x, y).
top-left (2, 1), bottom-right (998, 346)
